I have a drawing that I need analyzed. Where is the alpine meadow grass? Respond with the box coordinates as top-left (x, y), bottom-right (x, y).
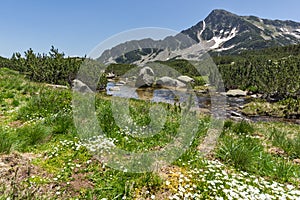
top-left (0, 67), bottom-right (299, 199)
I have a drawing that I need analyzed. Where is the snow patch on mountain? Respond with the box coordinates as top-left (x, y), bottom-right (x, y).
top-left (278, 27), bottom-right (300, 39)
top-left (215, 45), bottom-right (236, 52)
top-left (209, 27), bottom-right (238, 49)
top-left (197, 20), bottom-right (206, 42)
top-left (290, 32), bottom-right (300, 39)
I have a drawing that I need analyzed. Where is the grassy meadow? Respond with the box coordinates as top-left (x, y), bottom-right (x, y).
top-left (0, 67), bottom-right (299, 199)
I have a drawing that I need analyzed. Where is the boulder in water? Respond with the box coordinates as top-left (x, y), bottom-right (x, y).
top-left (177, 75), bottom-right (194, 83)
top-left (109, 86), bottom-right (120, 91)
top-left (156, 76), bottom-right (186, 88)
top-left (135, 67), bottom-right (155, 87)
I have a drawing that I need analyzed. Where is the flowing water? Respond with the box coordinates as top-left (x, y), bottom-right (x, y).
top-left (106, 82), bottom-right (300, 124)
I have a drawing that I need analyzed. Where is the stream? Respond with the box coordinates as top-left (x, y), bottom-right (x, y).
top-left (106, 82), bottom-right (300, 124)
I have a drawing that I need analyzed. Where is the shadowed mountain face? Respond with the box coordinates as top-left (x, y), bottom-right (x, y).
top-left (97, 9), bottom-right (300, 64)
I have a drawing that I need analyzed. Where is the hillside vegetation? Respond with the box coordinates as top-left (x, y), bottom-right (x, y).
top-left (1, 45), bottom-right (299, 99)
top-left (213, 44), bottom-right (300, 98)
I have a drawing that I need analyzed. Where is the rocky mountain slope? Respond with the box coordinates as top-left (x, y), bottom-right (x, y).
top-left (183, 9), bottom-right (300, 54)
top-left (98, 9), bottom-right (300, 64)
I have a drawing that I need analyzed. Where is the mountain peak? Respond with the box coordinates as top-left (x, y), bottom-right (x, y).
top-left (204, 9), bottom-right (240, 24)
top-left (209, 9), bottom-right (235, 16)
top-left (98, 9), bottom-right (300, 62)
top-left (183, 9), bottom-right (300, 54)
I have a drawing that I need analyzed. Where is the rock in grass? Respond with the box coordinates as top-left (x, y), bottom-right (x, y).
top-left (226, 89), bottom-right (247, 97)
top-left (72, 79), bottom-right (93, 93)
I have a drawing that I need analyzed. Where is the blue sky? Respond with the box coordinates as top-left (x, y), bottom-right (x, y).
top-left (0, 0), bottom-right (299, 58)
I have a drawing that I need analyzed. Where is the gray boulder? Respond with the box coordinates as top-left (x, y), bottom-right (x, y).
top-left (156, 76), bottom-right (186, 88)
top-left (72, 79), bottom-right (93, 93)
top-left (230, 111), bottom-right (242, 117)
top-left (118, 80), bottom-right (126, 85)
top-left (177, 75), bottom-right (194, 83)
top-left (250, 94), bottom-right (263, 98)
top-left (135, 67), bottom-right (155, 87)
top-left (226, 89), bottom-right (247, 97)
top-left (109, 86), bottom-right (120, 91)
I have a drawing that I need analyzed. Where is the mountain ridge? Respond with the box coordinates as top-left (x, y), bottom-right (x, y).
top-left (98, 9), bottom-right (300, 64)
top-left (182, 9), bottom-right (300, 54)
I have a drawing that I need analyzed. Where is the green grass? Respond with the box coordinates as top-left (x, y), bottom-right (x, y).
top-left (0, 67), bottom-right (300, 199)
top-left (231, 120), bottom-right (254, 135)
top-left (269, 128), bottom-right (300, 159)
top-left (242, 98), bottom-right (300, 118)
top-left (0, 127), bottom-right (14, 154)
top-left (217, 134), bottom-right (262, 171)
top-left (217, 120), bottom-right (300, 184)
top-left (16, 87), bottom-right (72, 122)
top-left (15, 122), bottom-right (52, 152)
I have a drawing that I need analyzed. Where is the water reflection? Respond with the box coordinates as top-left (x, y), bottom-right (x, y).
top-left (106, 82), bottom-right (197, 105)
top-left (106, 82), bottom-right (300, 124)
